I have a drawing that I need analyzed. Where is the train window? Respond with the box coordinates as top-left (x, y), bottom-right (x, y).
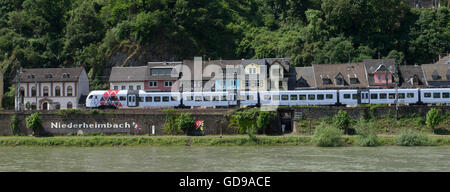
top-left (443, 92), bottom-right (450, 98)
top-left (317, 94), bottom-right (324, 100)
top-left (398, 93), bottom-right (405, 99)
top-left (222, 96), bottom-right (227, 101)
top-left (380, 93), bottom-right (387, 99)
top-left (273, 95), bottom-right (280, 100)
top-left (343, 94), bottom-right (350, 99)
top-left (213, 96), bottom-right (219, 101)
top-left (299, 95), bottom-right (306, 100)
top-left (308, 94), bottom-right (315, 100)
top-left (326, 94), bottom-right (333, 99)
top-left (88, 95), bottom-right (93, 99)
top-left (281, 95), bottom-right (289, 101)
top-left (424, 93), bottom-right (431, 98)
top-left (204, 96), bottom-right (211, 101)
top-left (389, 93), bottom-right (395, 99)
top-left (100, 97), bottom-right (105, 101)
top-left (371, 94), bottom-right (378, 99)
top-left (407, 93), bottom-right (414, 98)
top-left (154, 97), bottom-right (161, 102)
top-left (171, 96), bottom-right (178, 101)
top-left (290, 95), bottom-right (298, 100)
top-left (264, 95), bottom-right (271, 100)
top-left (139, 97), bottom-right (144, 102)
top-left (110, 96), bottom-right (118, 101)
top-left (163, 96), bottom-right (170, 102)
top-left (119, 96), bottom-right (126, 101)
top-left (146, 97), bottom-right (152, 102)
top-left (186, 96), bottom-right (193, 101)
top-left (195, 96), bottom-right (202, 101)
top-left (352, 94), bottom-right (359, 100)
top-left (433, 92), bottom-right (441, 98)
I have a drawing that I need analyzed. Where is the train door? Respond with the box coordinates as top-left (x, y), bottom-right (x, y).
top-left (128, 94), bottom-right (137, 107)
top-left (360, 91), bottom-right (369, 104)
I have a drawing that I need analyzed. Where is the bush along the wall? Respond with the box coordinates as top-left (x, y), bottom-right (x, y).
top-left (164, 109), bottom-right (182, 135)
top-left (176, 112), bottom-right (196, 136)
top-left (333, 110), bottom-right (352, 135)
top-left (10, 114), bottom-right (20, 136)
top-left (426, 108), bottom-right (441, 134)
top-left (26, 113), bottom-right (43, 137)
top-left (228, 108), bottom-right (276, 135)
top-left (395, 129), bottom-right (434, 146)
top-left (354, 118), bottom-right (379, 147)
top-left (312, 122), bottom-right (343, 147)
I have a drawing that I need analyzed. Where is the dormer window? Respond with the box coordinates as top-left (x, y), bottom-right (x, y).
top-left (322, 78), bottom-right (332, 85)
top-left (432, 70), bottom-right (441, 80)
top-left (46, 74), bottom-right (53, 79)
top-left (350, 78), bottom-right (359, 84)
top-left (335, 73), bottom-right (344, 85)
top-left (62, 73), bottom-right (71, 78)
top-left (28, 74), bottom-right (36, 79)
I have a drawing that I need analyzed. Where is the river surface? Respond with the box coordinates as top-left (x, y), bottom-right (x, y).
top-left (0, 146), bottom-right (449, 172)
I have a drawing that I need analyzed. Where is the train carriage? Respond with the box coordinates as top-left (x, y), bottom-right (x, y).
top-left (420, 88), bottom-right (450, 104)
top-left (368, 89), bottom-right (419, 105)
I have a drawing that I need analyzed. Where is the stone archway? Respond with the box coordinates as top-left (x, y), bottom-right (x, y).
top-left (39, 98), bottom-right (53, 110)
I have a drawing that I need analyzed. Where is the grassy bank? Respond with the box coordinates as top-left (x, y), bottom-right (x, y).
top-left (0, 135), bottom-right (449, 147)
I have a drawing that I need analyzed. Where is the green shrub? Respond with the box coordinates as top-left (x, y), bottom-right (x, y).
top-left (395, 129), bottom-right (433, 146)
top-left (176, 112), bottom-right (195, 135)
top-left (354, 119), bottom-right (379, 147)
top-left (26, 113), bottom-right (43, 136)
top-left (333, 110), bottom-right (351, 134)
top-left (10, 114), bottom-right (20, 136)
top-left (311, 122), bottom-right (343, 147)
top-left (164, 109), bottom-right (181, 135)
top-left (426, 108), bottom-right (441, 132)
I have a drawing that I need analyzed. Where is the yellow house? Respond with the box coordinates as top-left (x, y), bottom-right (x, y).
top-left (241, 60), bottom-right (267, 91)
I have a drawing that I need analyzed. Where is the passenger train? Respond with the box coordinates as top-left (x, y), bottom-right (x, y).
top-left (85, 88), bottom-right (450, 109)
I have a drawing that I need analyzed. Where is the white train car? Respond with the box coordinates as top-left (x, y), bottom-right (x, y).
top-left (259, 90), bottom-right (338, 106)
top-left (420, 88), bottom-right (450, 104)
top-left (182, 92), bottom-right (234, 107)
top-left (239, 91), bottom-right (259, 106)
top-left (368, 89), bottom-right (419, 105)
top-left (339, 90), bottom-right (359, 106)
top-left (139, 92), bottom-right (181, 108)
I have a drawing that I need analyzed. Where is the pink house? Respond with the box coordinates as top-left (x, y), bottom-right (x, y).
top-left (364, 59), bottom-right (396, 88)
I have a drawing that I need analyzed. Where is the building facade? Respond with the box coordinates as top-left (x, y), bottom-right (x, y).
top-left (14, 67), bottom-right (89, 110)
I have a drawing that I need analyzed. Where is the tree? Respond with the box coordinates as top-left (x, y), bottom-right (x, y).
top-left (333, 110), bottom-right (351, 134)
top-left (26, 113), bottom-right (43, 136)
top-left (176, 112), bottom-right (196, 135)
top-left (426, 108), bottom-right (441, 133)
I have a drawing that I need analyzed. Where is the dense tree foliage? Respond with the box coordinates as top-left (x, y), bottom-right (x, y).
top-left (0, 0), bottom-right (449, 102)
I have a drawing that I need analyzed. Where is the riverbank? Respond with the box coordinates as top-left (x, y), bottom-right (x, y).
top-left (0, 135), bottom-right (449, 147)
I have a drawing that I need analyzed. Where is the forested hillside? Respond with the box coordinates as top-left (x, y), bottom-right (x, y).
top-left (0, 0), bottom-right (449, 93)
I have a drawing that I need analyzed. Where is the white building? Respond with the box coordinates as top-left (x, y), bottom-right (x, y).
top-left (14, 67), bottom-right (89, 110)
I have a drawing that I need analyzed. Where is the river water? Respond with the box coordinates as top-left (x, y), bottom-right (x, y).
top-left (0, 146), bottom-right (449, 172)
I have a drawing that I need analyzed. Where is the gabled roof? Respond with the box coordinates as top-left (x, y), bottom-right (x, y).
top-left (422, 64), bottom-right (450, 84)
top-left (364, 59), bottom-right (396, 74)
top-left (312, 63), bottom-right (368, 88)
top-left (398, 65), bottom-right (426, 88)
top-left (15, 67), bottom-right (85, 83)
top-left (295, 67), bottom-right (316, 88)
top-left (109, 66), bottom-right (148, 82)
